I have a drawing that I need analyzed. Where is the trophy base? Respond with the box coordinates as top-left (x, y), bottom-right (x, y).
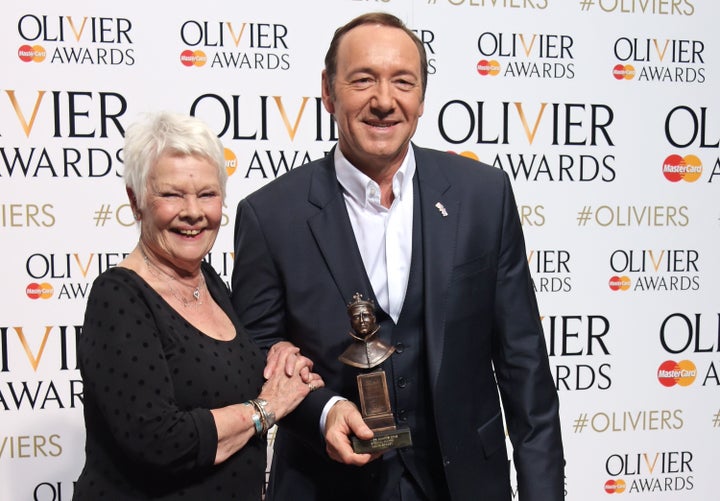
top-left (351, 426), bottom-right (413, 454)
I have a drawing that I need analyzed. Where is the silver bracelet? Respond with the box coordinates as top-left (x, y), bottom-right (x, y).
top-left (246, 398), bottom-right (276, 435)
top-left (243, 401), bottom-right (264, 436)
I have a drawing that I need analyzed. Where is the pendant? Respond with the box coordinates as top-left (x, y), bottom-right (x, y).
top-left (193, 288), bottom-right (200, 300)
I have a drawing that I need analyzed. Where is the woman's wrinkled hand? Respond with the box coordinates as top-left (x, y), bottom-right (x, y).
top-left (258, 347), bottom-right (324, 421)
top-left (264, 340), bottom-right (314, 383)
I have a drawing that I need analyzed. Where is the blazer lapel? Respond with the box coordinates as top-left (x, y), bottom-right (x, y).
top-left (306, 154), bottom-right (374, 307)
top-left (415, 147), bottom-right (459, 390)
top-left (306, 146), bottom-right (459, 388)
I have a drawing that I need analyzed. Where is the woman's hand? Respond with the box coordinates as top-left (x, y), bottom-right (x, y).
top-left (258, 352), bottom-right (324, 422)
top-left (263, 340), bottom-right (314, 383)
top-left (212, 353), bottom-right (324, 465)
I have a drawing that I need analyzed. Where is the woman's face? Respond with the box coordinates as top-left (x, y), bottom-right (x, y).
top-left (138, 153), bottom-right (223, 273)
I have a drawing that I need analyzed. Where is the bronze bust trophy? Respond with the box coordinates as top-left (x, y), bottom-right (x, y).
top-left (339, 293), bottom-right (412, 453)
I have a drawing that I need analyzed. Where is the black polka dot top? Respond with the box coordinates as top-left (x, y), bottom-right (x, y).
top-left (73, 262), bottom-right (266, 500)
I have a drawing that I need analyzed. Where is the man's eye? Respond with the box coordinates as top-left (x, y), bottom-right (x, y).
top-left (395, 80), bottom-right (416, 90)
top-left (352, 78), bottom-right (374, 87)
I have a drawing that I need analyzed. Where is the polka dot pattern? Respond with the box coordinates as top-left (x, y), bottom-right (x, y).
top-left (74, 263), bottom-right (266, 500)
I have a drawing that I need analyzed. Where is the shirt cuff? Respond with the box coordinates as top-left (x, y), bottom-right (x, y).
top-left (319, 396), bottom-right (348, 437)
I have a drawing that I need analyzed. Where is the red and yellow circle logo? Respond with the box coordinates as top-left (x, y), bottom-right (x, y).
top-left (604, 479), bottom-right (626, 494)
top-left (26, 282), bottom-right (54, 300)
top-left (608, 276), bottom-right (631, 291)
top-left (612, 64), bottom-right (635, 80)
top-left (662, 154), bottom-right (702, 182)
top-left (477, 59), bottom-right (500, 76)
top-left (657, 360), bottom-right (696, 387)
top-left (180, 50), bottom-right (207, 67)
top-left (18, 45), bottom-right (46, 63)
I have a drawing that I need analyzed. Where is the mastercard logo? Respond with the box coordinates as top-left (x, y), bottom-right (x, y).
top-left (224, 148), bottom-right (237, 176)
top-left (477, 59), bottom-right (501, 76)
top-left (662, 154), bottom-right (702, 182)
top-left (180, 50), bottom-right (207, 67)
top-left (612, 64), bottom-right (635, 80)
top-left (608, 275), bottom-right (631, 291)
top-left (657, 360), bottom-right (696, 387)
top-left (18, 45), bottom-right (46, 63)
top-left (447, 150), bottom-right (480, 161)
top-left (604, 479), bottom-right (626, 494)
top-left (26, 282), bottom-right (54, 300)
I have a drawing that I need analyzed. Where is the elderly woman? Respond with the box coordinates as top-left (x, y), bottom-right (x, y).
top-left (73, 111), bottom-right (323, 500)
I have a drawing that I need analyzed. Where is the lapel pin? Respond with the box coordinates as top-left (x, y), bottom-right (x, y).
top-left (435, 202), bottom-right (448, 217)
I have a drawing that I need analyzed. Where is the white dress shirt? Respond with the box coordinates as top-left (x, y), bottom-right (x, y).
top-left (334, 146), bottom-right (415, 324)
top-left (320, 146), bottom-right (416, 435)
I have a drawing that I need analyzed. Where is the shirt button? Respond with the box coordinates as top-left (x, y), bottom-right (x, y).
top-left (395, 342), bottom-right (405, 353)
top-left (397, 377), bottom-right (407, 388)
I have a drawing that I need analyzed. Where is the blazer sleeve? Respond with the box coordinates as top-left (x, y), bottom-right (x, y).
top-left (231, 197), bottom-right (336, 452)
top-left (490, 172), bottom-right (566, 500)
top-left (231, 198), bottom-right (288, 350)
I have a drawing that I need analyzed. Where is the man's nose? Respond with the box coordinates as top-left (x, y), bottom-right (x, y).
top-left (371, 80), bottom-right (394, 112)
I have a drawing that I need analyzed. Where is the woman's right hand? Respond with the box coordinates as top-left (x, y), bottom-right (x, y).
top-left (212, 345), bottom-right (324, 465)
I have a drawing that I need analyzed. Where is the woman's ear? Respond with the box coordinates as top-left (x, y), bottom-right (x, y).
top-left (127, 187), bottom-right (141, 220)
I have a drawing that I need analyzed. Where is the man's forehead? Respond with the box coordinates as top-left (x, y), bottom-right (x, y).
top-left (338, 24), bottom-right (417, 57)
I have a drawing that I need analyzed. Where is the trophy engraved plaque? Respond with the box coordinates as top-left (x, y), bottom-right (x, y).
top-left (339, 293), bottom-right (412, 453)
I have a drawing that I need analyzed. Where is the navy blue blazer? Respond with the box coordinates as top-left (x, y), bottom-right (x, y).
top-left (231, 145), bottom-right (564, 501)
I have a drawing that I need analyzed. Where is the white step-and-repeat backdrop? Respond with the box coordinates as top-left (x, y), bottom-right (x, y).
top-left (2, 0), bottom-right (718, 499)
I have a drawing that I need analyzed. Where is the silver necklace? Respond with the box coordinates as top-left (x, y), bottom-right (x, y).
top-left (141, 250), bottom-right (205, 308)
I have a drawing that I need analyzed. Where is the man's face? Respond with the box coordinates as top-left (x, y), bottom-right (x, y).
top-left (350, 305), bottom-right (376, 338)
top-left (322, 24), bottom-right (424, 177)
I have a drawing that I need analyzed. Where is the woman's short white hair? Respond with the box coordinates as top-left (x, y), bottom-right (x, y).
top-left (123, 111), bottom-right (227, 210)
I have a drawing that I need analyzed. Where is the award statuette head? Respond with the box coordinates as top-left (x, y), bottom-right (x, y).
top-left (338, 293), bottom-right (412, 453)
top-left (339, 293), bottom-right (395, 369)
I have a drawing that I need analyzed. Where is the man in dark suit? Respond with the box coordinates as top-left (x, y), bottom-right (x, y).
top-left (231, 12), bottom-right (564, 501)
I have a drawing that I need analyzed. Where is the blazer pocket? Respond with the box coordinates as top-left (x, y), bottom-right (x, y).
top-left (476, 412), bottom-right (507, 459)
top-left (450, 253), bottom-right (491, 283)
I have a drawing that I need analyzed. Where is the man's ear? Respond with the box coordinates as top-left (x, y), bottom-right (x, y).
top-left (321, 70), bottom-right (335, 114)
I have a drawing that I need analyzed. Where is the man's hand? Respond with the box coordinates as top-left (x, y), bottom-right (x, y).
top-left (264, 341), bottom-right (313, 383)
top-left (325, 400), bottom-right (381, 466)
